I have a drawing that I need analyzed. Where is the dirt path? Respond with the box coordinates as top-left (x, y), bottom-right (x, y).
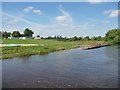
top-left (0, 44), bottom-right (39, 47)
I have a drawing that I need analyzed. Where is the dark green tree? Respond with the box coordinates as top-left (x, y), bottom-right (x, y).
top-left (24, 28), bottom-right (34, 37)
top-left (96, 36), bottom-right (102, 41)
top-left (113, 35), bottom-right (120, 43)
top-left (63, 37), bottom-right (67, 41)
top-left (91, 36), bottom-right (97, 40)
top-left (20, 34), bottom-right (25, 37)
top-left (47, 36), bottom-right (52, 39)
top-left (105, 29), bottom-right (120, 43)
top-left (54, 35), bottom-right (57, 39)
top-left (12, 31), bottom-right (20, 37)
top-left (72, 36), bottom-right (78, 41)
top-left (78, 37), bottom-right (82, 41)
top-left (2, 31), bottom-right (11, 38)
top-left (84, 36), bottom-right (90, 40)
top-left (37, 35), bottom-right (40, 37)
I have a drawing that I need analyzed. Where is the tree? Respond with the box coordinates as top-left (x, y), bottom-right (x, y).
top-left (96, 36), bottom-right (102, 41)
top-left (24, 28), bottom-right (34, 37)
top-left (47, 36), bottom-right (52, 39)
top-left (72, 36), bottom-right (78, 41)
top-left (105, 29), bottom-right (120, 43)
top-left (12, 31), bottom-right (20, 37)
top-left (91, 36), bottom-right (97, 40)
top-left (20, 34), bottom-right (25, 37)
top-left (56, 35), bottom-right (60, 39)
top-left (113, 35), bottom-right (120, 43)
top-left (37, 35), bottom-right (40, 37)
top-left (2, 31), bottom-right (11, 38)
top-left (54, 35), bottom-right (57, 39)
top-left (63, 37), bottom-right (67, 41)
top-left (78, 37), bottom-right (82, 41)
top-left (100, 37), bottom-right (105, 41)
top-left (84, 36), bottom-right (90, 40)
top-left (41, 37), bottom-right (44, 39)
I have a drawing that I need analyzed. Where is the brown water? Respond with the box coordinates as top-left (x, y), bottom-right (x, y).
top-left (2, 46), bottom-right (118, 88)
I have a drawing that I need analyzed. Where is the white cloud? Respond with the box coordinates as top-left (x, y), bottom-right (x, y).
top-left (33, 9), bottom-right (42, 15)
top-left (24, 6), bottom-right (34, 12)
top-left (24, 6), bottom-right (42, 15)
top-left (104, 10), bottom-right (112, 14)
top-left (2, 11), bottom-right (40, 32)
top-left (104, 10), bottom-right (120, 18)
top-left (109, 10), bottom-right (119, 18)
top-left (2, 11), bottom-right (99, 37)
top-left (55, 5), bottom-right (73, 26)
top-left (56, 16), bottom-right (68, 22)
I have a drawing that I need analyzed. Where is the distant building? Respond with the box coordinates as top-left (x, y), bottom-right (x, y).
top-left (34, 37), bottom-right (41, 40)
top-left (8, 37), bottom-right (12, 39)
top-left (19, 37), bottom-right (26, 40)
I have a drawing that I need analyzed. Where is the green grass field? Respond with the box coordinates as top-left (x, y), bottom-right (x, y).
top-left (1, 39), bottom-right (106, 59)
top-left (2, 39), bottom-right (44, 44)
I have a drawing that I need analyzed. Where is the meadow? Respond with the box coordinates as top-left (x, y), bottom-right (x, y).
top-left (1, 39), bottom-right (106, 59)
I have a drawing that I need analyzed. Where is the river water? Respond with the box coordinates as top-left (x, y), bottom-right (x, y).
top-left (2, 46), bottom-right (119, 88)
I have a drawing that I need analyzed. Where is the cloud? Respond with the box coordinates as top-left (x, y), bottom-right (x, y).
top-left (33, 9), bottom-right (42, 15)
top-left (24, 6), bottom-right (42, 15)
top-left (24, 6), bottom-right (34, 12)
top-left (2, 4), bottom-right (116, 38)
top-left (104, 10), bottom-right (120, 18)
top-left (56, 16), bottom-right (68, 22)
top-left (2, 11), bottom-right (41, 33)
top-left (2, 11), bottom-right (99, 37)
top-left (55, 5), bottom-right (73, 26)
top-left (2, 12), bottom-right (36, 25)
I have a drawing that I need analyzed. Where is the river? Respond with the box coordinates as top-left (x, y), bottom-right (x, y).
top-left (2, 45), bottom-right (119, 88)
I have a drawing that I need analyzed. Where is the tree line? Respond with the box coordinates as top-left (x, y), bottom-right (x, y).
top-left (0, 28), bottom-right (120, 44)
top-left (44, 29), bottom-right (120, 44)
top-left (44, 35), bottom-right (105, 41)
top-left (1, 28), bottom-right (34, 38)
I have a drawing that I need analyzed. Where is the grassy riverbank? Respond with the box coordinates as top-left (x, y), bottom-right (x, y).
top-left (1, 39), bottom-right (107, 59)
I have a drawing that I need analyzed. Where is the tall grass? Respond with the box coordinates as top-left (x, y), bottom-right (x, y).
top-left (2, 39), bottom-right (106, 59)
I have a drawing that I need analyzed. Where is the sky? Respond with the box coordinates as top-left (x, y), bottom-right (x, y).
top-left (1, 1), bottom-right (119, 37)
top-left (1, 0), bottom-right (120, 2)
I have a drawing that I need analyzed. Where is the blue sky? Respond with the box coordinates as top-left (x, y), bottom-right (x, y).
top-left (1, 2), bottom-right (119, 37)
top-left (2, 0), bottom-right (120, 2)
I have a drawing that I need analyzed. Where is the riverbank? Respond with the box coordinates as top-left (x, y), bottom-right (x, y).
top-left (1, 39), bottom-right (107, 59)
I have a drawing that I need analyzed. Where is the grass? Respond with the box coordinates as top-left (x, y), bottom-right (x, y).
top-left (1, 39), bottom-right (107, 59)
top-left (2, 39), bottom-right (43, 44)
